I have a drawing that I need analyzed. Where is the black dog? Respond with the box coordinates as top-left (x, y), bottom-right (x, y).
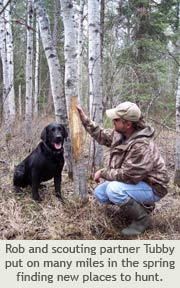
top-left (13, 123), bottom-right (68, 202)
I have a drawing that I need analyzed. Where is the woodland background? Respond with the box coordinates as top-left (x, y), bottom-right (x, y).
top-left (0, 0), bottom-right (180, 239)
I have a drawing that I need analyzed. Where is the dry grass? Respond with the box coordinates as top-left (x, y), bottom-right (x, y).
top-left (0, 118), bottom-right (179, 240)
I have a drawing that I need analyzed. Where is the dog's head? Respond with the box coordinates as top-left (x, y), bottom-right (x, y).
top-left (41, 123), bottom-right (68, 151)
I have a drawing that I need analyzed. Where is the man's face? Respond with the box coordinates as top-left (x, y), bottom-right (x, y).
top-left (112, 118), bottom-right (131, 134)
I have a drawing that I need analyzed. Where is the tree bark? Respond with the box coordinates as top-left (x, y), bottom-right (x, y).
top-left (35, 0), bottom-right (65, 122)
top-left (77, 0), bottom-right (85, 104)
top-left (18, 83), bottom-right (22, 117)
top-left (0, 0), bottom-right (10, 127)
top-left (174, 2), bottom-right (180, 187)
top-left (174, 70), bottom-right (180, 187)
top-left (25, 0), bottom-right (34, 138)
top-left (4, 0), bottom-right (15, 123)
top-left (34, 20), bottom-right (39, 116)
top-left (88, 0), bottom-right (103, 173)
top-left (47, 0), bottom-right (61, 109)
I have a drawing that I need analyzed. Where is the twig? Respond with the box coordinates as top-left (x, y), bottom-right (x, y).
top-left (0, 0), bottom-right (13, 16)
top-left (0, 160), bottom-right (9, 165)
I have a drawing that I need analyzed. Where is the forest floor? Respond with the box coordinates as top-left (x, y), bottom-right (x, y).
top-left (0, 117), bottom-right (180, 240)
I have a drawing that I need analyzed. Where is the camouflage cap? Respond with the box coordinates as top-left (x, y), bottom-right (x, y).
top-left (106, 101), bottom-right (141, 122)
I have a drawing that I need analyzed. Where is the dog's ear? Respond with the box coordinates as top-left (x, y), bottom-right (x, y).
top-left (62, 125), bottom-right (68, 139)
top-left (41, 127), bottom-right (47, 142)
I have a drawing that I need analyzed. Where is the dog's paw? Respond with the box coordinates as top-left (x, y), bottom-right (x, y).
top-left (39, 184), bottom-right (46, 189)
top-left (33, 195), bottom-right (42, 202)
top-left (56, 194), bottom-right (65, 205)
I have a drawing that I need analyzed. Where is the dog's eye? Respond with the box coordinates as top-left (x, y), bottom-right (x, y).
top-left (56, 127), bottom-right (61, 132)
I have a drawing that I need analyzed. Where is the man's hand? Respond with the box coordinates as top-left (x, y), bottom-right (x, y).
top-left (76, 105), bottom-right (88, 123)
top-left (94, 169), bottom-right (103, 183)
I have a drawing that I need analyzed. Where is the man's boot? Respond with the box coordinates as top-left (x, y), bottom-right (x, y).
top-left (121, 198), bottom-right (150, 236)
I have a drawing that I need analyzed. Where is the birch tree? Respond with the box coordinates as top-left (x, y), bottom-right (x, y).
top-left (77, 0), bottom-right (85, 104)
top-left (53, 0), bottom-right (61, 47)
top-left (60, 0), bottom-right (87, 197)
top-left (0, 0), bottom-right (10, 126)
top-left (34, 20), bottom-right (39, 116)
top-left (4, 0), bottom-right (15, 123)
top-left (35, 0), bottom-right (65, 122)
top-left (88, 0), bottom-right (103, 172)
top-left (174, 1), bottom-right (180, 187)
top-left (18, 84), bottom-right (22, 117)
top-left (34, 0), bottom-right (73, 177)
top-left (48, 0), bottom-right (61, 107)
top-left (25, 0), bottom-right (34, 138)
top-left (100, 0), bottom-right (105, 60)
top-left (174, 70), bottom-right (180, 187)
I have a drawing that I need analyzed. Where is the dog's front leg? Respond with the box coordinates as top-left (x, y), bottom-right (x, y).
top-left (31, 171), bottom-right (42, 202)
top-left (54, 174), bottom-right (64, 203)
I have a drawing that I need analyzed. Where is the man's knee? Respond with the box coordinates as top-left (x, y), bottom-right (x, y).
top-left (106, 181), bottom-right (129, 204)
top-left (94, 186), bottom-right (109, 203)
top-left (106, 181), bottom-right (124, 196)
top-left (94, 188), bottom-right (102, 202)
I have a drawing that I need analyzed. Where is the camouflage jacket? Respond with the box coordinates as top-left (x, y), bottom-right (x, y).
top-left (82, 118), bottom-right (169, 197)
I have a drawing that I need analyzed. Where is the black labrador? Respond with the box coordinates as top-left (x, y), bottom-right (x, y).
top-left (13, 123), bottom-right (68, 202)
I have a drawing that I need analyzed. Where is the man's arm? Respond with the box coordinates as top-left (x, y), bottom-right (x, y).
top-left (77, 105), bottom-right (113, 147)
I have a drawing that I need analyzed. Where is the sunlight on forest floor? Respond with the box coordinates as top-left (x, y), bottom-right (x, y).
top-left (0, 119), bottom-right (179, 240)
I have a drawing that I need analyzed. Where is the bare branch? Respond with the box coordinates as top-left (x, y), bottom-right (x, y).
top-left (0, 0), bottom-right (13, 16)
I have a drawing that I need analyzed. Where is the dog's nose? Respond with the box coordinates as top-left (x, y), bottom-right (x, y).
top-left (56, 136), bottom-right (62, 142)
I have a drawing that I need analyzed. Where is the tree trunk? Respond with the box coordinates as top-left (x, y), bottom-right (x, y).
top-left (18, 83), bottom-right (22, 117)
top-left (35, 0), bottom-right (65, 122)
top-left (34, 0), bottom-right (73, 177)
top-left (25, 0), bottom-right (34, 138)
top-left (34, 20), bottom-right (39, 116)
top-left (0, 0), bottom-right (10, 127)
top-left (100, 0), bottom-right (105, 60)
top-left (60, 0), bottom-right (87, 197)
top-left (88, 0), bottom-right (103, 173)
top-left (174, 70), bottom-right (180, 187)
top-left (174, 2), bottom-right (180, 187)
top-left (77, 0), bottom-right (85, 104)
top-left (53, 0), bottom-right (61, 47)
top-left (4, 0), bottom-right (15, 123)
top-left (47, 0), bottom-right (61, 110)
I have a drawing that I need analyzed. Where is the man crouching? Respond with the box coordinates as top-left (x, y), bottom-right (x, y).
top-left (77, 102), bottom-right (169, 236)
